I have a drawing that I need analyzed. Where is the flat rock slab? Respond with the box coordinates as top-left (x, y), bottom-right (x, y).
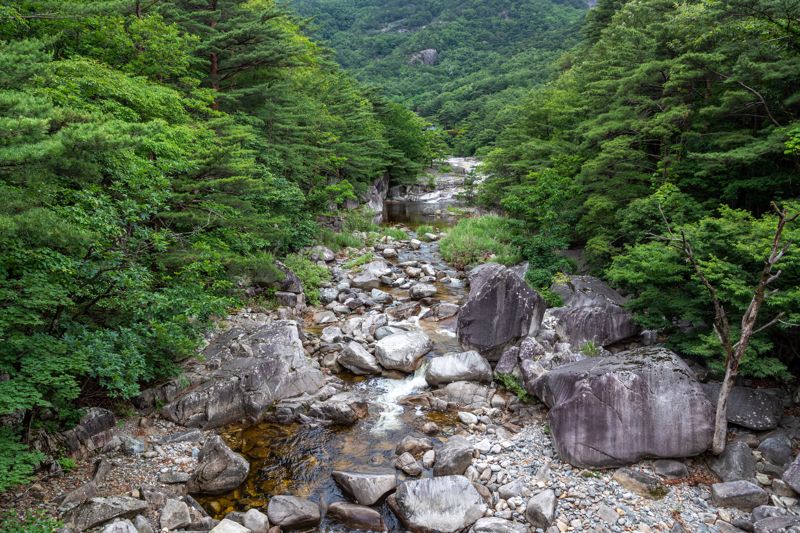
top-left (711, 480), bottom-right (769, 511)
top-left (332, 471), bottom-right (397, 506)
top-left (327, 501), bottom-right (385, 531)
top-left (390, 475), bottom-right (486, 533)
top-left (532, 346), bottom-right (713, 467)
top-left (63, 496), bottom-right (148, 531)
top-left (267, 495), bottom-right (320, 529)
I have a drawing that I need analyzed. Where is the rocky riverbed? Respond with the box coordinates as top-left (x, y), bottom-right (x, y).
top-left (4, 199), bottom-right (800, 533)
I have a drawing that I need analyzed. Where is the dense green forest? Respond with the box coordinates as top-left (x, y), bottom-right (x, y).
top-left (476, 0), bottom-right (800, 377)
top-left (0, 0), bottom-right (437, 488)
top-left (290, 0), bottom-right (587, 154)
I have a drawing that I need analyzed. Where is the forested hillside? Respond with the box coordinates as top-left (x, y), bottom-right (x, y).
top-left (0, 0), bottom-right (436, 485)
top-left (290, 0), bottom-right (587, 154)
top-left (476, 0), bottom-right (800, 377)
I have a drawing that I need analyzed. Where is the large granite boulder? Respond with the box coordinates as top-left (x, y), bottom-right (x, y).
top-left (702, 384), bottom-right (784, 431)
top-left (375, 330), bottom-right (433, 372)
top-left (327, 501), bottom-right (385, 531)
top-left (390, 476), bottom-right (486, 532)
top-left (339, 341), bottom-right (381, 375)
top-left (548, 275), bottom-right (638, 348)
top-left (531, 346), bottom-right (714, 467)
top-left (708, 441), bottom-right (756, 482)
top-left (433, 436), bottom-right (474, 476)
top-left (187, 435), bottom-right (249, 495)
top-left (59, 408), bottom-right (117, 458)
top-left (160, 319), bottom-right (325, 428)
top-left (425, 351), bottom-right (492, 385)
top-left (457, 263), bottom-right (546, 360)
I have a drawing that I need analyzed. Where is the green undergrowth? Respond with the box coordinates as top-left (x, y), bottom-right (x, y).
top-left (281, 254), bottom-right (330, 305)
top-left (440, 216), bottom-right (522, 268)
top-left (494, 372), bottom-right (535, 404)
top-left (415, 224), bottom-right (435, 237)
top-left (343, 252), bottom-right (375, 270)
top-left (0, 510), bottom-right (62, 533)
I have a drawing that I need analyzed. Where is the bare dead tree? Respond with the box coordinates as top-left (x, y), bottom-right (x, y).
top-left (658, 203), bottom-right (798, 454)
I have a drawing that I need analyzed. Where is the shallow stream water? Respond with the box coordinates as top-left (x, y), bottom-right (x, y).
top-left (199, 208), bottom-right (468, 531)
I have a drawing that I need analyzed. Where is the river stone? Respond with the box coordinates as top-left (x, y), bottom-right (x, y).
top-left (759, 436), bottom-right (793, 466)
top-left (160, 320), bottom-right (324, 429)
top-left (63, 496), bottom-right (148, 531)
top-left (425, 351), bottom-right (492, 385)
top-left (410, 283), bottom-right (438, 300)
top-left (210, 518), bottom-right (250, 532)
top-left (470, 517), bottom-right (527, 533)
top-left (711, 480), bottom-right (769, 510)
top-left (526, 490), bottom-right (556, 528)
top-left (101, 520), bottom-right (137, 533)
top-left (308, 392), bottom-right (368, 425)
top-left (391, 476), bottom-right (486, 532)
top-left (309, 246), bottom-right (335, 262)
top-left (332, 471), bottom-right (397, 506)
top-left (457, 264), bottom-right (546, 360)
top-left (754, 516), bottom-right (800, 532)
top-left (434, 436), bottom-right (474, 476)
top-left (242, 509), bottom-right (269, 533)
top-left (375, 331), bottom-right (433, 372)
top-left (339, 341), bottom-right (381, 375)
top-left (396, 435), bottom-right (434, 455)
top-left (395, 452), bottom-right (423, 476)
top-left (327, 501), bottom-right (384, 531)
top-left (267, 496), bottom-right (320, 529)
top-left (187, 435), bottom-right (249, 495)
top-left (531, 346), bottom-right (714, 467)
top-left (702, 384), bottom-right (784, 431)
top-left (612, 468), bottom-right (666, 498)
top-left (160, 499), bottom-right (191, 530)
top-left (709, 441), bottom-right (756, 482)
top-left (781, 455), bottom-right (800, 493)
top-left (57, 481), bottom-right (98, 513)
top-left (653, 459), bottom-right (689, 479)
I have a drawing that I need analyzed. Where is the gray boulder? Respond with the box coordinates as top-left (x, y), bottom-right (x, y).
top-left (711, 480), bottom-right (769, 510)
top-left (275, 261), bottom-right (303, 293)
top-left (308, 392), bottom-right (368, 425)
top-left (187, 435), bottom-right (249, 495)
top-left (433, 436), bottom-right (474, 476)
top-left (781, 454), bottom-right (800, 493)
top-left (326, 501), bottom-right (385, 531)
top-left (395, 452), bottom-right (423, 476)
top-left (708, 441), bottom-right (756, 482)
top-left (309, 246), bottom-right (335, 262)
top-left (470, 517), bottom-right (527, 533)
top-left (339, 341), bottom-right (381, 375)
top-left (390, 476), bottom-right (486, 532)
top-left (209, 518), bottom-right (250, 532)
top-left (526, 490), bottom-right (556, 529)
top-left (332, 471), bottom-right (397, 506)
top-left (425, 351), bottom-right (492, 385)
top-left (551, 275), bottom-right (627, 307)
top-left (267, 495), bottom-right (320, 529)
top-left (409, 48), bottom-right (439, 66)
top-left (457, 263), bottom-right (546, 360)
top-left (63, 497), bottom-right (148, 531)
top-left (101, 520), bottom-right (137, 533)
top-left (548, 305), bottom-right (639, 348)
top-left (702, 384), bottom-right (784, 431)
top-left (759, 436), bottom-right (793, 467)
top-left (160, 499), bottom-right (191, 530)
top-left (160, 320), bottom-right (324, 428)
top-left (531, 346), bottom-right (714, 467)
top-left (375, 331), bottom-right (433, 372)
top-left (243, 508), bottom-right (269, 533)
top-left (410, 283), bottom-right (438, 300)
top-left (432, 381), bottom-right (494, 409)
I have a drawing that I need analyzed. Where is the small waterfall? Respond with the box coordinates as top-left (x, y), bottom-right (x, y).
top-left (368, 363), bottom-right (429, 435)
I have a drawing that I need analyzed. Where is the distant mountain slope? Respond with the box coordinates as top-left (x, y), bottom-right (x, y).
top-left (290, 0), bottom-right (587, 154)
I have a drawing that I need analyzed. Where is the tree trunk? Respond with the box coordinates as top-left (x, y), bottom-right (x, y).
top-left (711, 364), bottom-right (736, 453)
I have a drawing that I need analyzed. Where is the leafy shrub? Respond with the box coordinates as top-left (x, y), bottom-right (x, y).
top-left (580, 341), bottom-right (600, 356)
top-left (318, 229), bottom-right (363, 251)
top-left (0, 428), bottom-right (44, 493)
top-left (343, 208), bottom-right (380, 233)
top-left (0, 510), bottom-right (61, 533)
top-left (57, 456), bottom-right (77, 473)
top-left (282, 254), bottom-right (330, 305)
top-left (382, 227), bottom-right (408, 240)
top-left (494, 373), bottom-right (534, 403)
top-left (415, 224), bottom-right (435, 236)
top-left (440, 216), bottom-right (522, 268)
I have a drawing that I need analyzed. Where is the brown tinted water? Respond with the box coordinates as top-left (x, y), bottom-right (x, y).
top-left (199, 221), bottom-right (468, 532)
